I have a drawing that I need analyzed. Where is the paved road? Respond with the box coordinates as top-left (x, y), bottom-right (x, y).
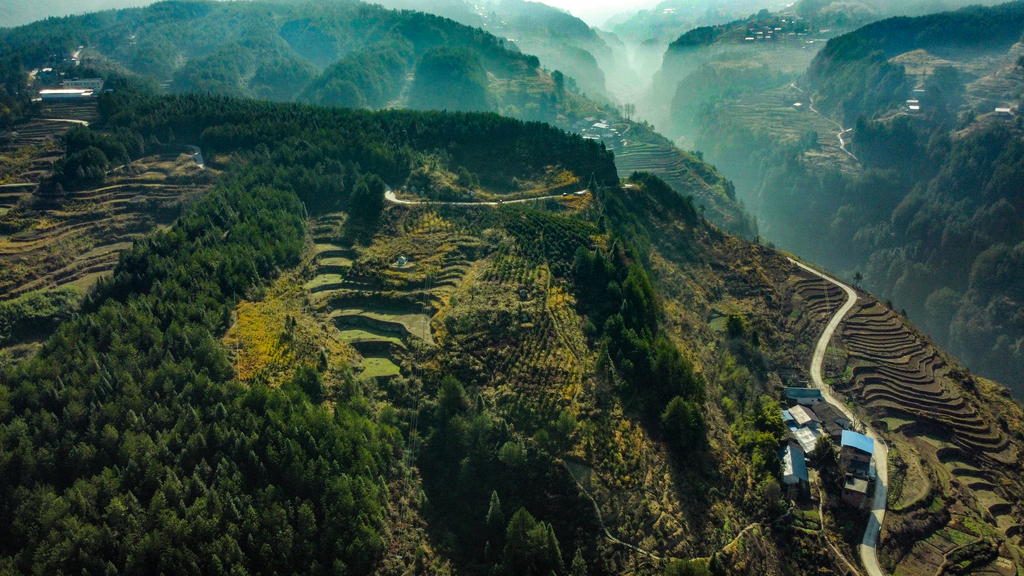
top-left (384, 189), bottom-right (586, 206)
top-left (790, 258), bottom-right (888, 576)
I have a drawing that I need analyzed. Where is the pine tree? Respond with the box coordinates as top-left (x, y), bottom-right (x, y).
top-left (545, 523), bottom-right (564, 574)
top-left (486, 490), bottom-right (504, 531)
top-left (569, 548), bottom-right (587, 576)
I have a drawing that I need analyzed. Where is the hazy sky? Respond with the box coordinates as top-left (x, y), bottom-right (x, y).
top-left (536, 0), bottom-right (660, 27)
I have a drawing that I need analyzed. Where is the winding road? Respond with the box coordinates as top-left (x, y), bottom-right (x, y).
top-left (789, 258), bottom-right (888, 576)
top-left (384, 189), bottom-right (586, 206)
top-left (789, 83), bottom-right (859, 161)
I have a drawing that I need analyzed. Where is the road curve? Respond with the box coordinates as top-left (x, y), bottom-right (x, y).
top-left (788, 82), bottom-right (859, 161)
top-left (384, 189), bottom-right (586, 207)
top-left (789, 258), bottom-right (888, 576)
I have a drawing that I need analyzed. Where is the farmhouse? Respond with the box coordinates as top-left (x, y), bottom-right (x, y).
top-left (842, 476), bottom-right (869, 508)
top-left (789, 404), bottom-right (820, 427)
top-left (61, 78), bottom-right (104, 91)
top-left (785, 386), bottom-right (823, 405)
top-left (781, 444), bottom-right (809, 491)
top-left (811, 402), bottom-right (851, 440)
top-left (39, 88), bottom-right (94, 100)
top-left (783, 406), bottom-right (822, 453)
top-left (840, 430), bottom-right (874, 479)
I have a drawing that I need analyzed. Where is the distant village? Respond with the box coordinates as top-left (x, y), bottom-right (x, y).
top-left (571, 117), bottom-right (626, 151)
top-left (780, 385), bottom-right (877, 510)
top-left (29, 45), bottom-right (106, 102)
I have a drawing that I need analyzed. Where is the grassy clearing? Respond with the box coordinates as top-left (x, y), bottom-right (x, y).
top-left (303, 274), bottom-right (345, 291)
top-left (223, 273), bottom-right (357, 385)
top-left (336, 327), bottom-right (404, 346)
top-left (359, 356), bottom-right (400, 378)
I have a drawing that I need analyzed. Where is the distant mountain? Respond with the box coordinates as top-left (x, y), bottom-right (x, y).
top-left (373, 0), bottom-right (634, 101)
top-left (607, 0), bottom-right (779, 45)
top-left (0, 0), bottom-right (159, 28)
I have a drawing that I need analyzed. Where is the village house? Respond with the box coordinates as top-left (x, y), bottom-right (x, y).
top-left (781, 444), bottom-right (810, 497)
top-left (61, 78), bottom-right (104, 91)
top-left (842, 476), bottom-right (869, 508)
top-left (782, 405), bottom-right (822, 453)
top-left (39, 88), bottom-right (94, 100)
top-left (786, 386), bottom-right (824, 406)
top-left (811, 402), bottom-right (851, 441)
top-left (840, 430), bottom-right (874, 479)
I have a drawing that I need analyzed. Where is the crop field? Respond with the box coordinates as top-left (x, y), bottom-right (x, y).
top-left (890, 49), bottom-right (1005, 89)
top-left (614, 139), bottom-right (750, 234)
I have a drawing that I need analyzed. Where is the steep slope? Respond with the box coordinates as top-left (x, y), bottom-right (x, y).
top-left (690, 2), bottom-right (1024, 400)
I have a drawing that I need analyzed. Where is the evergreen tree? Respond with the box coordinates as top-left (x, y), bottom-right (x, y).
top-left (487, 490), bottom-right (505, 536)
top-left (569, 548), bottom-right (587, 576)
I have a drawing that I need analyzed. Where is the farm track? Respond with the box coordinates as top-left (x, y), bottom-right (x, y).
top-left (790, 83), bottom-right (859, 161)
top-left (789, 261), bottom-right (888, 576)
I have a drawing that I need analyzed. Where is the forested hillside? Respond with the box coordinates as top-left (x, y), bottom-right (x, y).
top-left (804, 0), bottom-right (1024, 123)
top-left (0, 0), bottom-right (755, 239)
top-left (693, 1), bottom-right (1024, 399)
top-left (0, 1), bottom-right (540, 114)
top-left (2, 25), bottom-right (1024, 573)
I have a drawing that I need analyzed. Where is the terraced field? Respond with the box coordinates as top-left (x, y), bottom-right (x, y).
top-left (2, 101), bottom-right (99, 153)
top-left (788, 265), bottom-right (1024, 572)
top-left (707, 85), bottom-right (859, 176)
top-left (839, 301), bottom-right (1013, 465)
top-left (0, 154), bottom-right (209, 300)
top-left (789, 267), bottom-right (846, 321)
top-left (614, 141), bottom-right (750, 235)
top-left (303, 210), bottom-right (481, 352)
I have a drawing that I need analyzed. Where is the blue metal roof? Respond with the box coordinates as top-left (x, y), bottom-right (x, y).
top-left (782, 409), bottom-right (795, 422)
top-left (786, 387), bottom-right (822, 399)
top-left (841, 430), bottom-right (874, 454)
